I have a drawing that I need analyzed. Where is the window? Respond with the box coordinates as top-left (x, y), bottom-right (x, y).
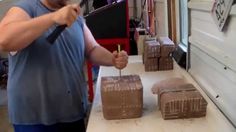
top-left (172, 0), bottom-right (189, 69)
top-left (179, 0), bottom-right (188, 48)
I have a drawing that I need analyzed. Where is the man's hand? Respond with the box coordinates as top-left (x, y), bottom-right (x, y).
top-left (0, 4), bottom-right (81, 51)
top-left (52, 4), bottom-right (80, 27)
top-left (112, 50), bottom-right (128, 69)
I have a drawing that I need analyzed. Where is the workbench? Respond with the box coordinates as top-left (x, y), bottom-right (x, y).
top-left (86, 56), bottom-right (235, 132)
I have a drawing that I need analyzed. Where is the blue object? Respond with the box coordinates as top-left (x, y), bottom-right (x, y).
top-left (13, 119), bottom-right (85, 132)
top-left (8, 0), bottom-right (88, 125)
top-left (92, 65), bottom-right (99, 81)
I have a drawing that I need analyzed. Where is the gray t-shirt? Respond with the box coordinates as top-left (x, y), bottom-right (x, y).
top-left (7, 0), bottom-right (88, 125)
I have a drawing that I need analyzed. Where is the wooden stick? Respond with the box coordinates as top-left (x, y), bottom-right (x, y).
top-left (118, 44), bottom-right (121, 78)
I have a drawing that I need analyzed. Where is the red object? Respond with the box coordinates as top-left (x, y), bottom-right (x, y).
top-left (87, 61), bottom-right (94, 102)
top-left (87, 0), bottom-right (129, 102)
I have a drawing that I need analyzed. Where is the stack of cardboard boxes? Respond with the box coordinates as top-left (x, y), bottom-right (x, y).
top-left (143, 40), bottom-right (160, 71)
top-left (143, 37), bottom-right (175, 71)
top-left (158, 37), bottom-right (175, 70)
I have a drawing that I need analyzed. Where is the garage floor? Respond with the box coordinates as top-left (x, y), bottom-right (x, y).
top-left (0, 106), bottom-right (13, 132)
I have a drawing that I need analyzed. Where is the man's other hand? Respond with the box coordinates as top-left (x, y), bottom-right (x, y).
top-left (112, 50), bottom-right (128, 69)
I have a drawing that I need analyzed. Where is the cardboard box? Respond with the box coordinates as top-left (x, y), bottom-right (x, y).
top-left (101, 75), bottom-right (143, 120)
top-left (158, 84), bottom-right (207, 119)
top-left (144, 58), bottom-right (159, 71)
top-left (158, 37), bottom-right (175, 57)
top-left (159, 57), bottom-right (173, 71)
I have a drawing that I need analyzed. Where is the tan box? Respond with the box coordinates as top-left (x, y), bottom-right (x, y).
top-left (158, 84), bottom-right (208, 119)
top-left (144, 41), bottom-right (161, 58)
top-left (142, 40), bottom-right (160, 64)
top-left (144, 58), bottom-right (158, 71)
top-left (142, 40), bottom-right (160, 71)
top-left (101, 75), bottom-right (143, 120)
top-left (158, 37), bottom-right (175, 57)
top-left (159, 57), bottom-right (173, 71)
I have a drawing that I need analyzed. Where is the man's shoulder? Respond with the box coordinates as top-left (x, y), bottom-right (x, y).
top-left (13, 0), bottom-right (39, 17)
top-left (76, 16), bottom-right (85, 27)
top-left (15, 0), bottom-right (38, 6)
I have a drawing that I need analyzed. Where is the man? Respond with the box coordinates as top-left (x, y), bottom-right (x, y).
top-left (0, 0), bottom-right (128, 132)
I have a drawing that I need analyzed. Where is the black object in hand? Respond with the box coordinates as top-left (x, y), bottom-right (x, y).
top-left (47, 0), bottom-right (87, 44)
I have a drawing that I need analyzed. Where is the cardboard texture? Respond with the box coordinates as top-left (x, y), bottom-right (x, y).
top-left (157, 83), bottom-right (207, 119)
top-left (143, 40), bottom-right (160, 71)
top-left (151, 77), bottom-right (187, 94)
top-left (142, 37), bottom-right (175, 71)
top-left (101, 75), bottom-right (143, 120)
top-left (145, 58), bottom-right (159, 71)
top-left (159, 57), bottom-right (173, 71)
top-left (158, 37), bottom-right (175, 57)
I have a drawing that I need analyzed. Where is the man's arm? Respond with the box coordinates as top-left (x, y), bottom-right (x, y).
top-left (84, 23), bottom-right (128, 69)
top-left (0, 4), bottom-right (80, 52)
top-left (0, 7), bottom-right (54, 52)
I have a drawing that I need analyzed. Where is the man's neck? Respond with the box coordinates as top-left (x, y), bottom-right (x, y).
top-left (41, 0), bottom-right (65, 11)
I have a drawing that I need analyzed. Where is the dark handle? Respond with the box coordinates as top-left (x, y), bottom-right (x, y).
top-left (47, 25), bottom-right (67, 44)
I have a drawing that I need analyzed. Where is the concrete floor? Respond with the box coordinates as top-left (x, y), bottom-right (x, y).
top-left (0, 103), bottom-right (92, 132)
top-left (0, 88), bottom-right (13, 132)
top-left (0, 106), bottom-right (13, 132)
top-left (0, 106), bottom-right (92, 132)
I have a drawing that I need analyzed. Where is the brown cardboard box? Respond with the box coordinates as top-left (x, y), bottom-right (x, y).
top-left (158, 37), bottom-right (175, 57)
top-left (159, 57), bottom-right (173, 71)
top-left (142, 40), bottom-right (160, 64)
top-left (158, 84), bottom-right (208, 119)
top-left (142, 40), bottom-right (160, 71)
top-left (101, 75), bottom-right (143, 120)
top-left (144, 58), bottom-right (158, 71)
top-left (144, 41), bottom-right (161, 58)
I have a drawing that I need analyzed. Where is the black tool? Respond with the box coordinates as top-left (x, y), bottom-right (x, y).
top-left (47, 0), bottom-right (87, 44)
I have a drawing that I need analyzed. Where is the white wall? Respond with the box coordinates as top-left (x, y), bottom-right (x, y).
top-left (188, 0), bottom-right (236, 127)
